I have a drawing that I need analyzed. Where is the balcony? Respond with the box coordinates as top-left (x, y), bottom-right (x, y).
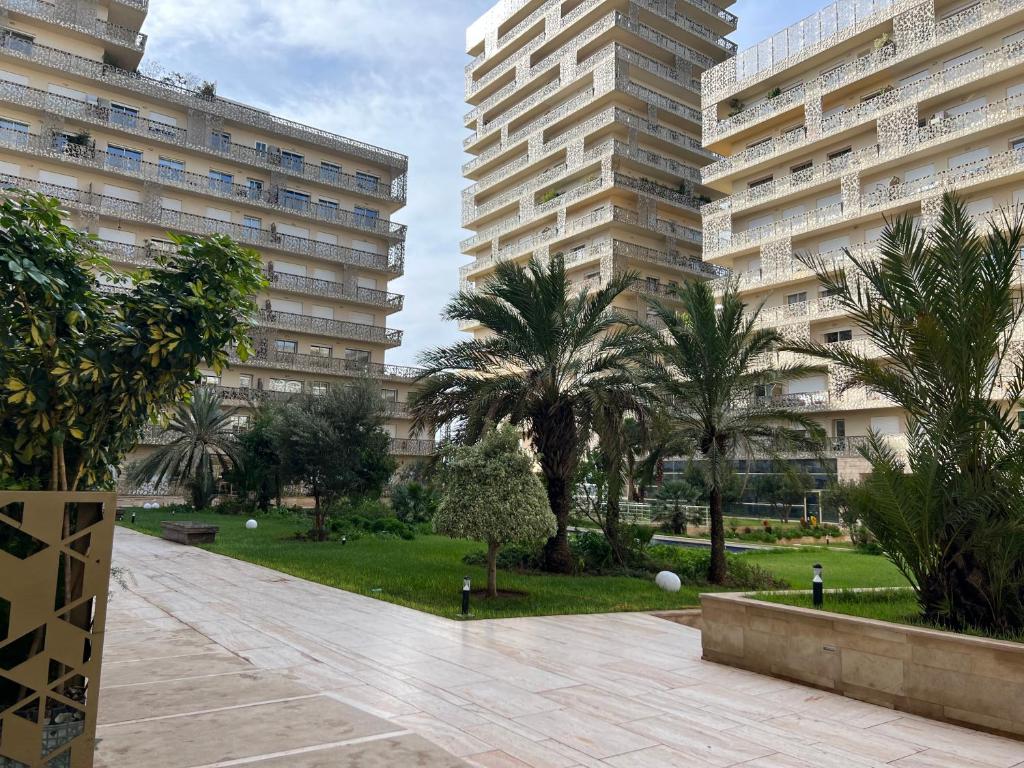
top-left (753, 295), bottom-right (847, 327)
top-left (705, 84), bottom-right (806, 145)
top-left (231, 349), bottom-right (422, 381)
top-left (2, 0), bottom-right (146, 53)
top-left (714, 202), bottom-right (845, 257)
top-left (257, 309), bottom-right (402, 347)
top-left (632, 0), bottom-right (736, 54)
top-left (0, 171), bottom-right (405, 275)
top-left (138, 424), bottom-right (432, 455)
top-left (210, 385), bottom-right (413, 418)
top-left (266, 270), bottom-right (403, 312)
top-left (0, 31), bottom-right (407, 170)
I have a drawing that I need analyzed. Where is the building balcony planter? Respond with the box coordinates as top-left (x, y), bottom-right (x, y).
top-left (700, 592), bottom-right (1024, 739)
top-left (0, 491), bottom-right (117, 768)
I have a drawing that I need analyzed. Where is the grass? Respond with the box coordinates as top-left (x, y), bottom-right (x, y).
top-left (118, 508), bottom-right (908, 620)
top-left (759, 589), bottom-right (1024, 644)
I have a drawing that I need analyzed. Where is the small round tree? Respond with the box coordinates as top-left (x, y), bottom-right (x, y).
top-left (436, 426), bottom-right (556, 597)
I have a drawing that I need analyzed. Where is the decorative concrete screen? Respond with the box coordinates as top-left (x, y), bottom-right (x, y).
top-left (0, 492), bottom-right (116, 768)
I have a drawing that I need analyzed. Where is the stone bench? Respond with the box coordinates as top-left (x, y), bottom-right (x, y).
top-left (160, 521), bottom-right (219, 545)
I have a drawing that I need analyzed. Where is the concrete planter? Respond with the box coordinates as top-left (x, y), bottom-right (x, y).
top-left (700, 592), bottom-right (1024, 739)
top-left (0, 492), bottom-right (117, 767)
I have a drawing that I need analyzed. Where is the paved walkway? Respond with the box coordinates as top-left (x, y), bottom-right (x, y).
top-left (100, 529), bottom-right (1024, 768)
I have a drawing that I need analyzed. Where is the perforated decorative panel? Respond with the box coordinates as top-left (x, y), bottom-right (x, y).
top-left (0, 493), bottom-right (116, 768)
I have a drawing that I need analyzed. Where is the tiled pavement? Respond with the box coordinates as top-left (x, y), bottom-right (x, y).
top-left (98, 528), bottom-right (1024, 768)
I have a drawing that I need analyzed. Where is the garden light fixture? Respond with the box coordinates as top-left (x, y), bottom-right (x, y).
top-left (812, 563), bottom-right (824, 608)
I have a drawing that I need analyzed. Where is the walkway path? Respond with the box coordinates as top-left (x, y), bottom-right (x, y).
top-left (99, 529), bottom-right (1024, 768)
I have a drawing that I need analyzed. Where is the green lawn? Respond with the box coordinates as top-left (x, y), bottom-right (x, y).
top-left (118, 508), bottom-right (908, 620)
top-left (743, 547), bottom-right (906, 589)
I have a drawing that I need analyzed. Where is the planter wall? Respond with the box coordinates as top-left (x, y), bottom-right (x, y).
top-left (0, 492), bottom-right (117, 768)
top-left (701, 592), bottom-right (1024, 739)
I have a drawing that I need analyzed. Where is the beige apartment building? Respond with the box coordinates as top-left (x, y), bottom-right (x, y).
top-left (700, 0), bottom-right (1024, 478)
top-left (461, 0), bottom-right (737, 330)
top-left (0, 0), bottom-right (432, 484)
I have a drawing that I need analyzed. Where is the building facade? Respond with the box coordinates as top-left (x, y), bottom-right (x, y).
top-left (461, 0), bottom-right (737, 329)
top-left (0, 0), bottom-right (433, 481)
top-left (700, 0), bottom-right (1024, 478)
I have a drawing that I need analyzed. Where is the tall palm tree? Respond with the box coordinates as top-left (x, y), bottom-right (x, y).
top-left (410, 256), bottom-right (651, 573)
top-left (129, 387), bottom-right (239, 509)
top-left (644, 279), bottom-right (826, 584)
top-left (787, 193), bottom-right (1024, 632)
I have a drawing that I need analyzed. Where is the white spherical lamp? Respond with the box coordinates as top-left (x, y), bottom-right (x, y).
top-left (655, 571), bottom-right (682, 593)
top-left (142, 502), bottom-right (153, 510)
top-left (245, 519), bottom-right (258, 530)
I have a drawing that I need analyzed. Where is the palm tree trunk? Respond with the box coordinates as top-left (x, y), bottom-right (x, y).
top-left (709, 486), bottom-right (727, 584)
top-left (542, 474), bottom-right (574, 573)
top-left (486, 541), bottom-right (499, 598)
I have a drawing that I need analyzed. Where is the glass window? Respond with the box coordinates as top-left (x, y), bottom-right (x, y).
top-left (210, 131), bottom-right (231, 152)
top-left (228, 414), bottom-right (250, 430)
top-left (110, 103), bottom-right (138, 130)
top-left (832, 419), bottom-right (846, 438)
top-left (0, 117), bottom-right (29, 147)
top-left (381, 388), bottom-right (398, 402)
top-left (318, 199), bottom-right (338, 219)
top-left (275, 339), bottom-right (298, 354)
top-left (209, 170), bottom-right (234, 194)
top-left (356, 171), bottom-right (380, 192)
top-left (281, 150), bottom-right (304, 173)
top-left (106, 144), bottom-right (142, 172)
top-left (159, 157), bottom-right (185, 181)
top-left (2, 30), bottom-right (34, 55)
top-left (281, 189), bottom-right (310, 212)
top-left (1012, 137), bottom-right (1024, 151)
top-left (309, 345), bottom-right (332, 358)
top-left (786, 292), bottom-right (807, 305)
top-left (320, 162), bottom-right (341, 183)
top-left (310, 381), bottom-right (330, 396)
top-left (269, 379), bottom-right (302, 393)
top-left (825, 330), bottom-right (853, 344)
top-left (243, 215), bottom-right (261, 230)
top-left (354, 206), bottom-right (379, 227)
top-left (255, 141), bottom-right (268, 157)
top-left (247, 178), bottom-right (264, 200)
top-left (201, 374), bottom-right (220, 385)
top-left (344, 348), bottom-right (371, 363)
top-left (238, 374), bottom-right (253, 388)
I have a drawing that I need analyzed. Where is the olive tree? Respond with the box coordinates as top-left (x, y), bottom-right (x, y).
top-left (435, 426), bottom-right (556, 597)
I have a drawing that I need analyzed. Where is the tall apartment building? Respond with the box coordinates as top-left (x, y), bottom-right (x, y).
top-left (0, 0), bottom-right (433, 480)
top-left (461, 0), bottom-right (737, 330)
top-left (700, 0), bottom-right (1024, 479)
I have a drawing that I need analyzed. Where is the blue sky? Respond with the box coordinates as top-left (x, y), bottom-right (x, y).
top-left (143, 0), bottom-right (824, 365)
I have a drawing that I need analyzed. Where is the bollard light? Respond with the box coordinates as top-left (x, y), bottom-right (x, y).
top-left (812, 563), bottom-right (824, 608)
top-left (342, 535), bottom-right (347, 546)
top-left (461, 576), bottom-right (471, 616)
top-left (131, 511), bottom-right (136, 524)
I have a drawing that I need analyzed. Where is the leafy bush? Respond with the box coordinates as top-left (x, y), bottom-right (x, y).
top-left (646, 545), bottom-right (788, 590)
top-left (391, 481), bottom-right (438, 524)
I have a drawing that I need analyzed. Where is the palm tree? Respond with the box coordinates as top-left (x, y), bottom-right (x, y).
top-left (644, 279), bottom-right (826, 584)
top-left (787, 193), bottom-right (1024, 632)
top-left (129, 387), bottom-right (239, 509)
top-left (410, 257), bottom-right (651, 573)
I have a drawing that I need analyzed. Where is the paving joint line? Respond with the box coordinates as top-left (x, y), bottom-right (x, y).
top-left (181, 729), bottom-right (414, 767)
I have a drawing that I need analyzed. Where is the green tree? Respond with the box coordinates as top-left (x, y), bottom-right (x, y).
top-left (410, 256), bottom-right (650, 573)
top-left (226, 401), bottom-right (284, 511)
top-left (751, 464), bottom-right (814, 525)
top-left (0, 191), bottom-right (264, 490)
top-left (652, 479), bottom-right (702, 535)
top-left (435, 426), bottom-right (556, 597)
top-left (821, 479), bottom-right (871, 546)
top-left (643, 279), bottom-right (825, 584)
top-left (391, 480), bottom-right (439, 524)
top-left (788, 193), bottom-right (1024, 632)
top-left (127, 388), bottom-right (239, 509)
top-left (274, 382), bottom-right (395, 540)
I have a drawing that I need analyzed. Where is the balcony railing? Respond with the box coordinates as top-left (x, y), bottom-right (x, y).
top-left (0, 31), bottom-right (407, 169)
top-left (718, 202), bottom-right (845, 255)
top-left (266, 270), bottom-right (403, 311)
top-left (0, 172), bottom-right (405, 275)
top-left (257, 309), bottom-right (402, 346)
top-left (633, 0), bottom-right (736, 53)
top-left (232, 349), bottom-right (422, 381)
top-left (2, 0), bottom-right (147, 51)
top-left (209, 385), bottom-right (412, 417)
top-left (753, 296), bottom-right (847, 327)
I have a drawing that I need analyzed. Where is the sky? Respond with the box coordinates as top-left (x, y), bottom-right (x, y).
top-left (142, 0), bottom-right (825, 366)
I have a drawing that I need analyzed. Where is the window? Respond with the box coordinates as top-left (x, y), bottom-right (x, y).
top-left (381, 388), bottom-right (398, 402)
top-left (281, 189), bottom-right (310, 212)
top-left (247, 178), bottom-right (264, 200)
top-left (210, 131), bottom-right (231, 152)
top-left (281, 150), bottom-right (304, 173)
top-left (2, 30), bottom-right (34, 55)
top-left (646, 276), bottom-right (660, 292)
top-left (320, 162), bottom-right (341, 183)
top-left (791, 160), bottom-right (813, 174)
top-left (832, 419), bottom-right (846, 438)
top-left (356, 171), bottom-right (380, 192)
top-left (275, 339), bottom-right (298, 354)
top-left (268, 379), bottom-right (302, 394)
top-left (159, 157), bottom-right (185, 181)
top-left (0, 117), bottom-right (28, 147)
top-left (209, 170), bottom-right (234, 194)
top-left (354, 206), bottom-right (379, 227)
top-left (318, 198), bottom-right (338, 219)
top-left (228, 414), bottom-right (251, 430)
top-left (1012, 137), bottom-right (1024, 151)
top-left (824, 329), bottom-right (853, 344)
top-left (243, 215), bottom-right (261, 231)
top-left (310, 381), bottom-right (330, 396)
top-left (110, 103), bottom-right (138, 130)
top-left (748, 175), bottom-right (773, 189)
top-left (106, 144), bottom-right (142, 172)
top-left (309, 345), bottom-right (332, 358)
top-left (200, 374), bottom-right (221, 385)
top-left (786, 292), bottom-right (807, 305)
top-left (344, 348), bottom-right (371, 363)
top-left (827, 146), bottom-right (852, 161)
top-left (255, 141), bottom-right (268, 157)
top-left (238, 374), bottom-right (253, 388)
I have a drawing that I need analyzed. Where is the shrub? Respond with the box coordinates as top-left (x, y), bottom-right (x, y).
top-left (391, 481), bottom-right (439, 524)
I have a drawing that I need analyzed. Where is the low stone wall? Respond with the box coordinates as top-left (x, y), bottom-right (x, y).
top-left (700, 592), bottom-right (1024, 739)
